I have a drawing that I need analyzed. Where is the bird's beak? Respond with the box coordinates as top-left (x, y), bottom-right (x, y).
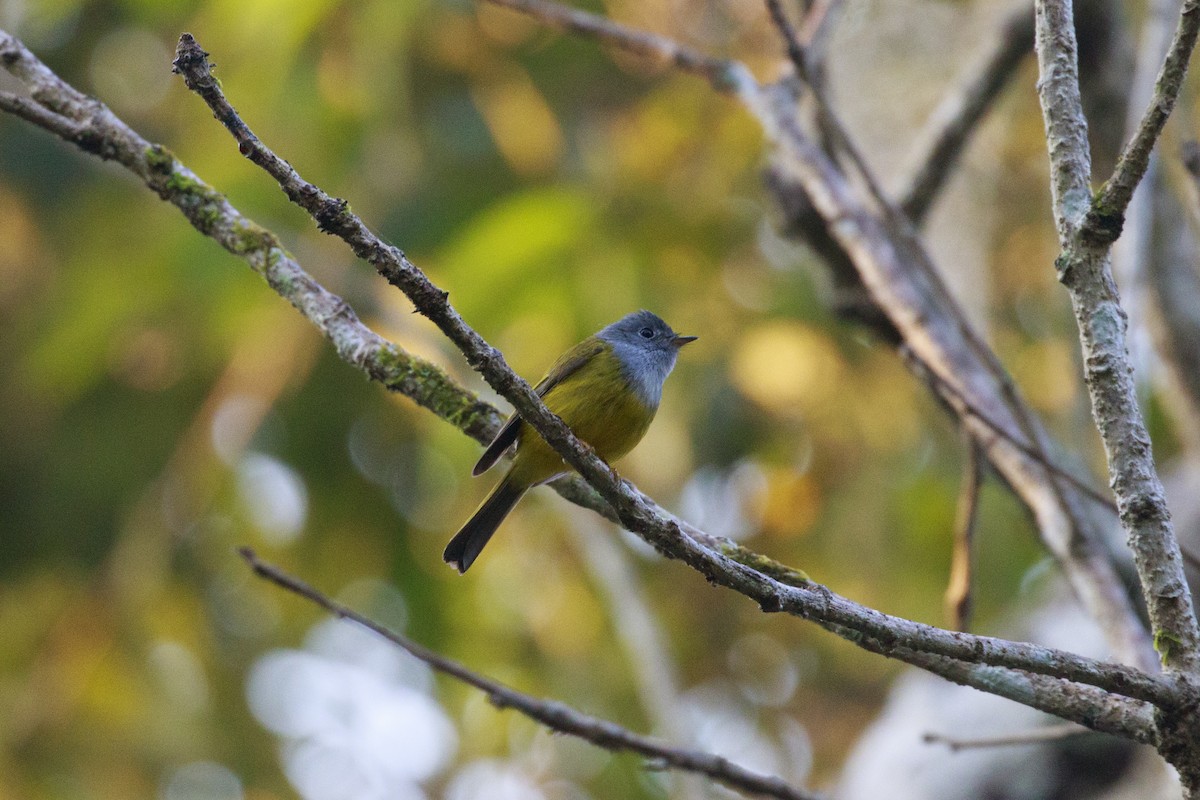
top-left (672, 334), bottom-right (698, 348)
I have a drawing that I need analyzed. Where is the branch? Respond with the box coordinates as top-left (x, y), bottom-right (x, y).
top-left (0, 36), bottom-right (498, 446)
top-left (1033, 0), bottom-right (1094, 240)
top-left (892, 648), bottom-right (1157, 746)
top-left (945, 439), bottom-right (983, 631)
top-left (238, 549), bottom-right (821, 800)
top-left (763, 0), bottom-right (812, 82)
top-left (1108, 0), bottom-right (1182, 384)
top-left (822, 618), bottom-right (1159, 744)
top-left (480, 0), bottom-right (743, 88)
top-left (165, 33), bottom-right (1182, 718)
top-left (726, 0), bottom-right (1148, 668)
top-left (923, 723), bottom-right (1094, 752)
top-left (897, 4), bottom-right (1034, 225)
top-left (1033, 0), bottom-right (1200, 675)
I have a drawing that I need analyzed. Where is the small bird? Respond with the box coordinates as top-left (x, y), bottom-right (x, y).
top-left (443, 310), bottom-right (696, 573)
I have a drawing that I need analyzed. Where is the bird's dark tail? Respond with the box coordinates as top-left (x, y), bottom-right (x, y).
top-left (443, 476), bottom-right (526, 573)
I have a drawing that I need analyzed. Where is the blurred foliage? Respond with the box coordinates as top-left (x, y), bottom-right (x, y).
top-left (0, 1), bottom-right (1162, 799)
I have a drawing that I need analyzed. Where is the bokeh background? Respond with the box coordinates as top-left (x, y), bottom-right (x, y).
top-left (1, 1), bottom-right (1189, 798)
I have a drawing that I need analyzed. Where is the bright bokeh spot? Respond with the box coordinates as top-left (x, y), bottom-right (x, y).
top-left (236, 453), bottom-right (308, 543)
top-left (730, 321), bottom-right (845, 414)
top-left (247, 619), bottom-right (456, 800)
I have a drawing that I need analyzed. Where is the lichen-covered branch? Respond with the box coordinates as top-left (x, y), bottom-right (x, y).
top-left (1033, 0), bottom-right (1200, 679)
top-left (1033, 0), bottom-right (1095, 239)
top-left (886, 647), bottom-right (1158, 746)
top-left (0, 33), bottom-right (501, 450)
top-left (239, 549), bottom-right (823, 800)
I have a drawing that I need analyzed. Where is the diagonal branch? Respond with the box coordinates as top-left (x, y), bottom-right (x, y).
top-left (945, 438), bottom-right (983, 631)
top-left (877, 645), bottom-right (1158, 746)
top-left (763, 0), bottom-right (812, 81)
top-left (239, 549), bottom-right (823, 800)
top-left (897, 4), bottom-right (1035, 225)
top-left (924, 723), bottom-right (1094, 752)
top-left (480, 0), bottom-right (741, 85)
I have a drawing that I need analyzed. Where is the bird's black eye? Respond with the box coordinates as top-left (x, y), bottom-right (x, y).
top-left (639, 327), bottom-right (655, 339)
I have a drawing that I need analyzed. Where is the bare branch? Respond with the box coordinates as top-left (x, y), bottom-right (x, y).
top-left (1033, 0), bottom-right (1200, 675)
top-left (480, 0), bottom-right (743, 89)
top-left (238, 549), bottom-right (822, 800)
top-left (1109, 0), bottom-right (1181, 388)
top-left (0, 36), bottom-right (500, 448)
top-left (764, 0), bottom-right (812, 81)
top-left (827, 620), bottom-right (1160, 744)
top-left (898, 5), bottom-right (1034, 225)
top-left (946, 439), bottom-right (983, 631)
top-left (0, 90), bottom-right (89, 139)
top-left (923, 723), bottom-right (1095, 752)
top-left (907, 355), bottom-right (1115, 513)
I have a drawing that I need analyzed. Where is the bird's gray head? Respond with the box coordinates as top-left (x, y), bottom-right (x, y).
top-left (597, 310), bottom-right (696, 407)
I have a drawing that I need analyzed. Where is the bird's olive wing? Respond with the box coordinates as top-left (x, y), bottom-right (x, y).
top-left (471, 337), bottom-right (604, 476)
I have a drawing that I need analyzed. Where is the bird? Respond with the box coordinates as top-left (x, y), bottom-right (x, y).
top-left (443, 310), bottom-right (696, 573)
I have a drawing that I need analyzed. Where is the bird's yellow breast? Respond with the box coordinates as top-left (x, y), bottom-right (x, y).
top-left (509, 346), bottom-right (657, 486)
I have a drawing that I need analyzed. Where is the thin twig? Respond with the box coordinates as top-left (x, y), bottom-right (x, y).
top-left (946, 438), bottom-right (983, 631)
top-left (764, 0), bottom-right (812, 81)
top-left (796, 0), bottom-right (840, 50)
top-left (481, 0), bottom-right (742, 88)
top-left (238, 548), bottom-right (822, 800)
top-left (923, 723), bottom-right (1093, 752)
top-left (164, 32), bottom-right (1182, 715)
top-left (909, 353), bottom-right (1115, 513)
top-left (898, 4), bottom-right (1035, 225)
